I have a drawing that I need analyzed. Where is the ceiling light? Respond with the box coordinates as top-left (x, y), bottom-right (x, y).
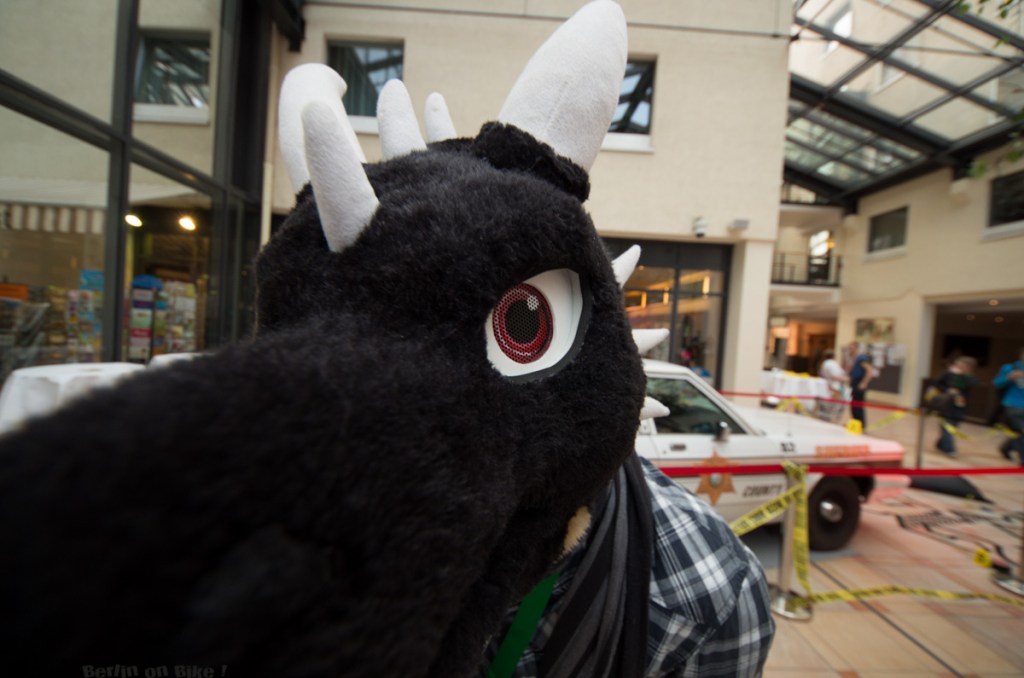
top-left (988, 299), bottom-right (999, 306)
top-left (995, 316), bottom-right (1005, 323)
top-left (124, 214), bottom-right (142, 228)
top-left (966, 314), bottom-right (975, 321)
top-left (178, 216), bottom-right (197, 231)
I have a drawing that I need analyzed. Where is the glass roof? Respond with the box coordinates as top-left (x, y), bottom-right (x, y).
top-left (785, 0), bottom-right (1024, 205)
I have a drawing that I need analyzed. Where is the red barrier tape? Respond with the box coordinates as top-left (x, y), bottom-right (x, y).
top-left (718, 391), bottom-right (912, 413)
top-left (658, 464), bottom-right (1024, 477)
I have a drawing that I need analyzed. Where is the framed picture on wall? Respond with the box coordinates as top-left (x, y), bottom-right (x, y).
top-left (855, 317), bottom-right (894, 345)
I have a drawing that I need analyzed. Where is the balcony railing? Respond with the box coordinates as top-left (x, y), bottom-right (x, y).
top-left (771, 251), bottom-right (841, 286)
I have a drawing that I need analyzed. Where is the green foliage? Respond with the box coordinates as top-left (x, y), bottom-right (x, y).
top-left (956, 0), bottom-right (1022, 18)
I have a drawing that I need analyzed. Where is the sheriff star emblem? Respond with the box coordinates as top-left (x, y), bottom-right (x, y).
top-left (695, 449), bottom-right (736, 506)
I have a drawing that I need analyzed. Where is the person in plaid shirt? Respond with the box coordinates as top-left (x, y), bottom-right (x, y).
top-left (481, 456), bottom-right (775, 677)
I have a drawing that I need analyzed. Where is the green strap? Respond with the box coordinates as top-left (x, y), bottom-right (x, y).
top-left (485, 573), bottom-right (559, 678)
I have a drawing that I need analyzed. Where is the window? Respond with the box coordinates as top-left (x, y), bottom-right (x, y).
top-left (645, 377), bottom-right (743, 435)
top-left (990, 169), bottom-right (1024, 228)
top-left (326, 42), bottom-right (404, 117)
top-left (809, 230), bottom-right (831, 257)
top-left (868, 207), bottom-right (908, 252)
top-left (607, 239), bottom-right (729, 382)
top-left (135, 35), bottom-right (211, 109)
top-left (609, 60), bottom-right (655, 135)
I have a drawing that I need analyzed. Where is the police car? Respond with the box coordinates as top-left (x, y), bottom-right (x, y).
top-left (637, 360), bottom-right (904, 550)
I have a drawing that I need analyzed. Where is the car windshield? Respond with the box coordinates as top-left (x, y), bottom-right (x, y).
top-left (646, 376), bottom-right (744, 435)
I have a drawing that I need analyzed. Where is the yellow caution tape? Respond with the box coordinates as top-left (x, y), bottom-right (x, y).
top-left (792, 398), bottom-right (812, 416)
top-left (792, 585), bottom-right (1024, 609)
top-left (729, 485), bottom-right (801, 537)
top-left (786, 462), bottom-right (812, 598)
top-left (992, 424), bottom-right (1021, 440)
top-left (729, 462), bottom-right (1024, 613)
top-left (866, 409), bottom-right (907, 432)
top-left (940, 420), bottom-right (968, 439)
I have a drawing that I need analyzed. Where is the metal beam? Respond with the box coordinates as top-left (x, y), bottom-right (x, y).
top-left (0, 70), bottom-right (119, 152)
top-left (102, 0), bottom-right (140, 362)
top-left (786, 134), bottom-right (880, 176)
top-left (794, 14), bottom-right (1017, 118)
top-left (797, 107), bottom-right (920, 163)
top-left (790, 74), bottom-right (949, 156)
top-left (826, 0), bottom-right (955, 95)
top-left (841, 157), bottom-right (942, 202)
top-left (783, 165), bottom-right (850, 206)
top-left (946, 118), bottom-right (1024, 165)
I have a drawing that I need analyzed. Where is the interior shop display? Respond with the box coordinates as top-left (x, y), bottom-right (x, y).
top-left (129, 276), bottom-right (198, 362)
top-left (0, 270), bottom-right (105, 379)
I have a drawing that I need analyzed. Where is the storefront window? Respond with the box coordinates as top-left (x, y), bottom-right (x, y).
top-left (623, 264), bottom-right (674, 360)
top-left (672, 295), bottom-right (723, 380)
top-left (125, 165), bottom-right (212, 362)
top-left (607, 239), bottom-right (731, 384)
top-left (1, 0), bottom-right (268, 375)
top-left (674, 267), bottom-right (725, 377)
top-left (0, 108), bottom-right (109, 379)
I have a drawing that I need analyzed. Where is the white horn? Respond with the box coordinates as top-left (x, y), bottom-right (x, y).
top-left (640, 397), bottom-right (670, 421)
top-left (497, 0), bottom-right (627, 171)
top-left (633, 329), bottom-right (669, 355)
top-left (612, 245), bottom-right (641, 288)
top-left (424, 92), bottom-right (457, 142)
top-left (378, 80), bottom-right (427, 160)
top-left (302, 101), bottom-right (380, 252)
top-left (279, 64), bottom-right (367, 191)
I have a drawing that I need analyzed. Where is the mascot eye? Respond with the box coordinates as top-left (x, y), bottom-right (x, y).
top-left (486, 269), bottom-right (588, 380)
top-left (492, 284), bottom-right (553, 364)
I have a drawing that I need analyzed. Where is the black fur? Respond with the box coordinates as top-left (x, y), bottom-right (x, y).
top-left (0, 130), bottom-right (645, 677)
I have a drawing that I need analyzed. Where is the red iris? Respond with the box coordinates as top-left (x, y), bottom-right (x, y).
top-left (492, 283), bottom-right (552, 363)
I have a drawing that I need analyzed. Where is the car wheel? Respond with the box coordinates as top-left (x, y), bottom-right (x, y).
top-left (807, 476), bottom-right (860, 552)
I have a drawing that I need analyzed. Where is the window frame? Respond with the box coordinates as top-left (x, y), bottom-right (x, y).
top-left (867, 206), bottom-right (908, 254)
top-left (325, 39), bottom-right (405, 125)
top-left (133, 32), bottom-right (212, 125)
top-left (989, 168), bottom-right (1024, 230)
top-left (609, 58), bottom-right (656, 137)
top-left (645, 376), bottom-right (745, 436)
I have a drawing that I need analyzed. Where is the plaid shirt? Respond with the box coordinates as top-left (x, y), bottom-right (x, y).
top-left (481, 457), bottom-right (775, 677)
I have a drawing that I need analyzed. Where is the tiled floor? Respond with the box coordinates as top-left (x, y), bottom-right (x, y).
top-left (742, 411), bottom-right (1024, 678)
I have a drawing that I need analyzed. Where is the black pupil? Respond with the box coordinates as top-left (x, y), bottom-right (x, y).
top-left (505, 299), bottom-right (540, 343)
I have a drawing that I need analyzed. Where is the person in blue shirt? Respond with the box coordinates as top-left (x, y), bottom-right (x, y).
top-left (994, 347), bottom-right (1024, 465)
top-left (847, 341), bottom-right (875, 429)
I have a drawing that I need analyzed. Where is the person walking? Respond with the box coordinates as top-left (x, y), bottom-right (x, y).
top-left (847, 342), bottom-right (874, 430)
top-left (994, 348), bottom-right (1024, 465)
top-left (930, 356), bottom-right (977, 457)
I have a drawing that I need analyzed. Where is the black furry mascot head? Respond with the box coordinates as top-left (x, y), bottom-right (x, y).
top-left (0, 2), bottom-right (666, 676)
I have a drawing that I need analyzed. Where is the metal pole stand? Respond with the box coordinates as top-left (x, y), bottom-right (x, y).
top-left (769, 472), bottom-right (812, 621)
top-left (915, 406), bottom-right (926, 469)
